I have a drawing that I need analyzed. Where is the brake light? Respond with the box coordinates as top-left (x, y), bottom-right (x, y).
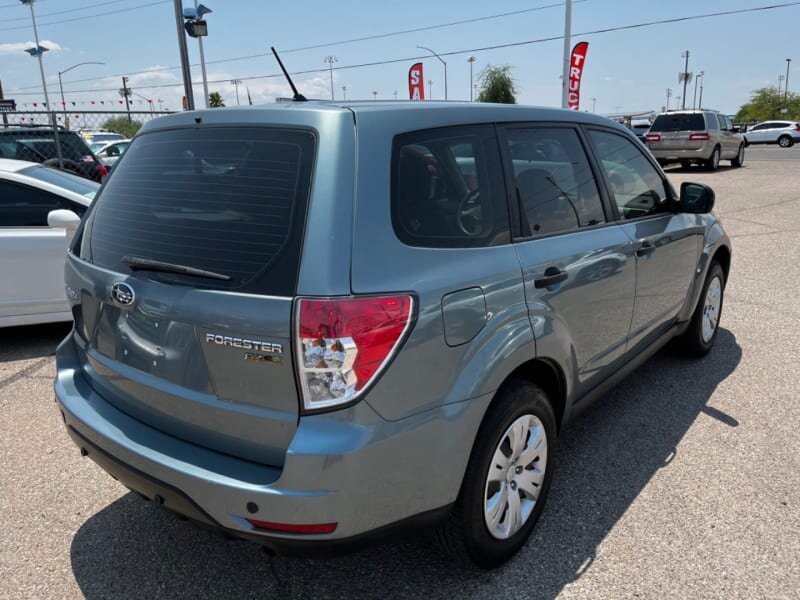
top-left (97, 163), bottom-right (108, 180)
top-left (644, 133), bottom-right (661, 142)
top-left (246, 519), bottom-right (337, 535)
top-left (689, 132), bottom-right (710, 141)
top-left (794, 125), bottom-right (800, 131)
top-left (297, 295), bottom-right (414, 411)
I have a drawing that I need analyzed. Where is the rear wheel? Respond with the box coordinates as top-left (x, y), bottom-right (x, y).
top-left (705, 147), bottom-right (720, 171)
top-left (731, 145), bottom-right (744, 168)
top-left (677, 261), bottom-right (725, 357)
top-left (436, 380), bottom-right (556, 568)
top-left (778, 135), bottom-right (793, 148)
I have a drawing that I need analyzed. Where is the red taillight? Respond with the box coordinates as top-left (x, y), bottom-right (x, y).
top-left (246, 519), bottom-right (337, 535)
top-left (794, 125), bottom-right (800, 131)
top-left (689, 132), bottom-right (710, 141)
top-left (97, 163), bottom-right (108, 179)
top-left (297, 295), bottom-right (413, 411)
top-left (644, 133), bottom-right (661, 142)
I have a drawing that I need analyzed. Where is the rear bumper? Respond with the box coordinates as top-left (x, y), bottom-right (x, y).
top-left (54, 333), bottom-right (490, 553)
top-left (648, 142), bottom-right (714, 162)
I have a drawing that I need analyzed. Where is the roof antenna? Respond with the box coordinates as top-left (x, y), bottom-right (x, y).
top-left (271, 46), bottom-right (307, 101)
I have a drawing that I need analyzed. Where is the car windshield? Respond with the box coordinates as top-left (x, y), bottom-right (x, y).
top-left (649, 114), bottom-right (706, 132)
top-left (20, 164), bottom-right (100, 199)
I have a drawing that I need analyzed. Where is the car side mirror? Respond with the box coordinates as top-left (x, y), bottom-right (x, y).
top-left (47, 209), bottom-right (82, 235)
top-left (678, 182), bottom-right (715, 214)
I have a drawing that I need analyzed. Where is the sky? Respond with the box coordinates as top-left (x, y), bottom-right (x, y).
top-left (0, 0), bottom-right (798, 116)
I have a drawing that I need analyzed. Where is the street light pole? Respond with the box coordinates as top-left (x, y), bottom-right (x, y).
top-left (57, 61), bottom-right (104, 128)
top-left (698, 77), bottom-right (704, 109)
top-left (693, 70), bottom-right (704, 109)
top-left (20, 0), bottom-right (50, 109)
top-left (785, 58), bottom-right (792, 109)
top-left (467, 56), bottom-right (477, 102)
top-left (341, 85), bottom-right (348, 100)
top-left (231, 79), bottom-right (242, 105)
top-left (173, 0), bottom-right (194, 110)
top-left (428, 80), bottom-right (433, 99)
top-left (561, 0), bottom-right (572, 108)
top-left (324, 55), bottom-right (338, 100)
top-left (666, 87), bottom-right (672, 110)
top-left (592, 97), bottom-right (597, 112)
top-left (778, 74), bottom-right (785, 96)
top-left (417, 45), bottom-right (447, 100)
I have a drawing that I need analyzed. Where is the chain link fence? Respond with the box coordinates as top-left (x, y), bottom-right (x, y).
top-left (0, 110), bottom-right (173, 182)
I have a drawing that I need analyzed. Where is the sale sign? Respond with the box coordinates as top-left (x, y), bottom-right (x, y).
top-left (567, 41), bottom-right (589, 110)
top-left (408, 62), bottom-right (425, 101)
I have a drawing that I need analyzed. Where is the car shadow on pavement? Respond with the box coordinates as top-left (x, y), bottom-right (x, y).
top-left (70, 328), bottom-right (741, 600)
top-left (0, 322), bottom-right (71, 364)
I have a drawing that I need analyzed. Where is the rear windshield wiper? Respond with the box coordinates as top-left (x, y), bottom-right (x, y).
top-left (122, 256), bottom-right (231, 281)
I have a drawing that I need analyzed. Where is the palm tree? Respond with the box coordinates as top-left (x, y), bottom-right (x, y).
top-left (209, 91), bottom-right (225, 108)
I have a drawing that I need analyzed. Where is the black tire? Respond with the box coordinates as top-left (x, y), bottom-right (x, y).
top-left (435, 379), bottom-right (557, 569)
top-left (778, 135), bottom-right (793, 148)
top-left (677, 261), bottom-right (725, 357)
top-left (704, 147), bottom-right (720, 171)
top-left (731, 145), bottom-right (744, 168)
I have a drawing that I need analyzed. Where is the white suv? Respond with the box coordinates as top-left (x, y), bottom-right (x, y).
top-left (744, 121), bottom-right (800, 148)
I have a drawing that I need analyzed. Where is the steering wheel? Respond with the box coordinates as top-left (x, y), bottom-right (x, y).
top-left (456, 188), bottom-right (484, 236)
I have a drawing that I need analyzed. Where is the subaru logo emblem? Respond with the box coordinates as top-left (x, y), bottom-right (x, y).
top-left (110, 282), bottom-right (135, 306)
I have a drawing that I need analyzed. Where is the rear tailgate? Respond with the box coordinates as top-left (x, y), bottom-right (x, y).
top-left (67, 125), bottom-right (316, 466)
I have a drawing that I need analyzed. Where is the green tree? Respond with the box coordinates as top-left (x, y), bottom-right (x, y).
top-left (101, 117), bottom-right (143, 138)
top-left (209, 91), bottom-right (225, 108)
top-left (476, 65), bottom-right (518, 104)
top-left (735, 86), bottom-right (800, 122)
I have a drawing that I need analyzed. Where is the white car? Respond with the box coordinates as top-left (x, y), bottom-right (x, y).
top-left (93, 139), bottom-right (131, 169)
top-left (744, 121), bottom-right (800, 147)
top-left (0, 159), bottom-right (98, 327)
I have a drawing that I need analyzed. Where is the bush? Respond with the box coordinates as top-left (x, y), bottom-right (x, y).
top-left (101, 117), bottom-right (143, 138)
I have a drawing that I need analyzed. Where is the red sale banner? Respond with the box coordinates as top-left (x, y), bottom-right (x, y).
top-left (567, 41), bottom-right (589, 110)
top-left (408, 62), bottom-right (425, 100)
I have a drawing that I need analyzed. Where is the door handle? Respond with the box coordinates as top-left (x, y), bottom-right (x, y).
top-left (534, 266), bottom-right (568, 289)
top-left (636, 241), bottom-right (656, 257)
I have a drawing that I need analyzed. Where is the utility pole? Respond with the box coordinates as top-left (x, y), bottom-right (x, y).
top-left (467, 56), bottom-right (477, 102)
top-left (428, 80), bottom-right (433, 99)
top-left (121, 76), bottom-right (132, 124)
top-left (560, 0), bottom-right (572, 108)
top-left (231, 79), bottom-right (242, 105)
top-left (680, 50), bottom-right (690, 109)
top-left (666, 87), bottom-right (673, 110)
top-left (0, 79), bottom-right (8, 127)
top-left (173, 0), bottom-right (194, 110)
top-left (324, 55), bottom-right (337, 100)
top-left (784, 58), bottom-right (792, 109)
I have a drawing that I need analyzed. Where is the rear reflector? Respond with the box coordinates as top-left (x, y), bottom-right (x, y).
top-left (644, 133), bottom-right (661, 142)
top-left (297, 295), bottom-right (414, 411)
top-left (688, 132), bottom-right (711, 141)
top-left (247, 519), bottom-right (337, 535)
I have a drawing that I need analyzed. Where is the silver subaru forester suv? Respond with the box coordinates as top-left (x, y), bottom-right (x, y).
top-left (52, 101), bottom-right (731, 568)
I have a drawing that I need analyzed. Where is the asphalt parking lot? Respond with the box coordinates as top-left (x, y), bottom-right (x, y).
top-left (1, 145), bottom-right (798, 599)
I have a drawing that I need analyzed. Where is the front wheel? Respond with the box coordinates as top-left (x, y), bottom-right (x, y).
top-left (436, 380), bottom-right (557, 568)
top-left (778, 135), bottom-right (793, 148)
top-left (677, 261), bottom-right (725, 357)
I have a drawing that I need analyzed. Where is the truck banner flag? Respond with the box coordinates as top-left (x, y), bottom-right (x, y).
top-left (408, 62), bottom-right (425, 100)
top-left (567, 41), bottom-right (589, 110)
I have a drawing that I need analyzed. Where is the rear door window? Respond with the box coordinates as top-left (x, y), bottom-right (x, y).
top-left (81, 127), bottom-right (315, 295)
top-left (391, 125), bottom-right (510, 248)
top-left (649, 114), bottom-right (705, 132)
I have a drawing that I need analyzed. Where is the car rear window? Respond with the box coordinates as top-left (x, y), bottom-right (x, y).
top-left (81, 126), bottom-right (315, 295)
top-left (649, 114), bottom-right (706, 132)
top-left (20, 165), bottom-right (99, 199)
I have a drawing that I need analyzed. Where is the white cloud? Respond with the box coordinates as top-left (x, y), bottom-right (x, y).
top-left (0, 40), bottom-right (62, 55)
